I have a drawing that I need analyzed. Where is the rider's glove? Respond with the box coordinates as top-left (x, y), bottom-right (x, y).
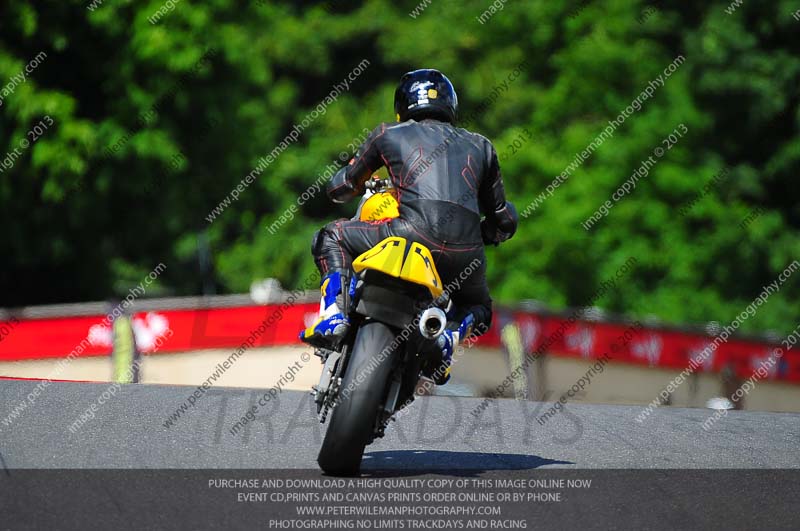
top-left (481, 201), bottom-right (518, 246)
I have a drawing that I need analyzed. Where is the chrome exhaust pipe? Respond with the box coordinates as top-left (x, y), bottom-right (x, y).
top-left (419, 307), bottom-right (447, 340)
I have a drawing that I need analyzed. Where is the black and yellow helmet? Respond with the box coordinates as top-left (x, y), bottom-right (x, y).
top-left (394, 69), bottom-right (458, 123)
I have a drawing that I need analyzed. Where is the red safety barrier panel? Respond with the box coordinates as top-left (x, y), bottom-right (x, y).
top-left (1, 304), bottom-right (797, 383)
top-left (0, 304), bottom-right (321, 361)
top-left (0, 315), bottom-right (113, 360)
top-left (494, 312), bottom-right (798, 383)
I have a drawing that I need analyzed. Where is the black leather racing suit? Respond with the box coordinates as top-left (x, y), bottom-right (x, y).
top-left (312, 118), bottom-right (517, 334)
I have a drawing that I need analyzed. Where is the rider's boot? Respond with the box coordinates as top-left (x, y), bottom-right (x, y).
top-left (299, 270), bottom-right (352, 349)
top-left (431, 313), bottom-right (475, 385)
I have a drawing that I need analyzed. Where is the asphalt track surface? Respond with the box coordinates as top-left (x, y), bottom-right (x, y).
top-left (2, 379), bottom-right (798, 470)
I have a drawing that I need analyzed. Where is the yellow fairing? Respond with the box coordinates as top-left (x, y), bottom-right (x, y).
top-left (359, 191), bottom-right (399, 222)
top-left (353, 237), bottom-right (443, 298)
top-left (353, 237), bottom-right (406, 278)
top-left (399, 242), bottom-right (443, 298)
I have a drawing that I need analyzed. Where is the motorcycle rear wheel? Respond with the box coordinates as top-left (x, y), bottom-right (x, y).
top-left (317, 320), bottom-right (397, 476)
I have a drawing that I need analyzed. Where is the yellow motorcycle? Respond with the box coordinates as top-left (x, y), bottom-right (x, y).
top-left (314, 178), bottom-right (451, 476)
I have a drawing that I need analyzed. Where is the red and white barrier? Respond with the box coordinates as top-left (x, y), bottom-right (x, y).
top-left (1, 304), bottom-right (797, 383)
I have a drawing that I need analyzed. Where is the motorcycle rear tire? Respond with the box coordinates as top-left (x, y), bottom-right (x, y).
top-left (317, 320), bottom-right (397, 476)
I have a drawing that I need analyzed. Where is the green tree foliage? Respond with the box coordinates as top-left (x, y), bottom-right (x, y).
top-left (1, 0), bottom-right (798, 334)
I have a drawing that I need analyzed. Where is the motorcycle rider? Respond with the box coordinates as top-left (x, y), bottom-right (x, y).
top-left (300, 68), bottom-right (517, 384)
